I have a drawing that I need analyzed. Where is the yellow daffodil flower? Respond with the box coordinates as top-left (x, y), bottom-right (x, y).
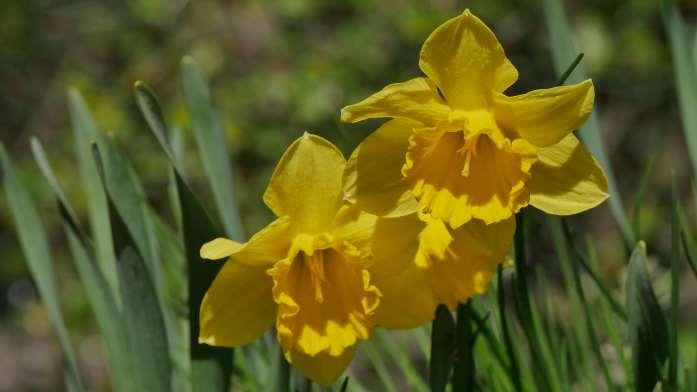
top-left (367, 212), bottom-right (514, 328)
top-left (198, 133), bottom-right (381, 385)
top-left (341, 9), bottom-right (609, 228)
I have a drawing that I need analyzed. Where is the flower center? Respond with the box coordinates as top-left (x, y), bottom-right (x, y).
top-left (401, 117), bottom-right (538, 227)
top-left (299, 249), bottom-right (328, 303)
top-left (268, 234), bottom-right (381, 357)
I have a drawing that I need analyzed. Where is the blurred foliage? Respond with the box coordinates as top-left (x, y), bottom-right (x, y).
top-left (1, 0), bottom-right (697, 389)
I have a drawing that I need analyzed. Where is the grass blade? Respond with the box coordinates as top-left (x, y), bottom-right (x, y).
top-left (496, 266), bottom-right (523, 392)
top-left (430, 305), bottom-right (455, 392)
top-left (134, 80), bottom-right (234, 390)
top-left (626, 241), bottom-right (669, 392)
top-left (542, 0), bottom-right (634, 245)
top-left (513, 212), bottom-right (561, 392)
top-left (0, 144), bottom-right (85, 391)
top-left (63, 218), bottom-right (134, 392)
top-left (181, 56), bottom-right (243, 240)
top-left (176, 172), bottom-right (234, 391)
top-left (32, 136), bottom-right (135, 391)
top-left (560, 220), bottom-right (615, 390)
top-left (67, 88), bottom-right (119, 299)
top-left (668, 175), bottom-right (681, 389)
top-left (95, 147), bottom-right (172, 391)
top-left (632, 155), bottom-right (657, 238)
top-left (134, 81), bottom-right (179, 170)
top-left (661, 0), bottom-right (697, 179)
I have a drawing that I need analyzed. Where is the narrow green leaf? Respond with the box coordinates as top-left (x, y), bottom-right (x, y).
top-left (373, 330), bottom-right (428, 392)
top-left (632, 155), bottom-right (657, 237)
top-left (30, 137), bottom-right (79, 225)
top-left (626, 241), bottom-right (669, 392)
top-left (668, 175), bottom-right (681, 388)
top-left (561, 221), bottom-right (626, 320)
top-left (560, 220), bottom-right (615, 390)
top-left (32, 137), bottom-right (134, 391)
top-left (176, 173), bottom-right (233, 391)
top-left (360, 341), bottom-right (398, 392)
top-left (542, 0), bottom-right (634, 245)
top-left (661, 0), bottom-right (697, 179)
top-left (63, 219), bottom-right (134, 392)
top-left (556, 52), bottom-right (584, 86)
top-left (133, 80), bottom-right (233, 390)
top-left (496, 266), bottom-right (523, 392)
top-left (339, 377), bottom-right (349, 392)
top-left (513, 212), bottom-right (561, 392)
top-left (107, 182), bottom-right (172, 391)
top-left (429, 305), bottom-right (455, 392)
top-left (181, 56), bottom-right (243, 240)
top-left (452, 301), bottom-right (475, 391)
top-left (133, 81), bottom-right (179, 169)
top-left (275, 347), bottom-right (290, 392)
top-left (0, 144), bottom-right (84, 391)
top-left (67, 88), bottom-right (119, 300)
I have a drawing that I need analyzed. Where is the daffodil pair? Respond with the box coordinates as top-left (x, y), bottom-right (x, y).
top-left (198, 9), bottom-right (609, 386)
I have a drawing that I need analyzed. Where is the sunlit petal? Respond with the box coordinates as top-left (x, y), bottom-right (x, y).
top-left (343, 119), bottom-right (420, 218)
top-left (494, 80), bottom-right (594, 147)
top-left (264, 133), bottom-right (345, 234)
top-left (529, 134), bottom-right (608, 215)
top-left (419, 9), bottom-right (518, 109)
top-left (340, 77), bottom-right (451, 125)
top-left (199, 262), bottom-right (276, 347)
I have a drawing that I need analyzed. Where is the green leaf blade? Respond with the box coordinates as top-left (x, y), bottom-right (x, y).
top-left (181, 56), bottom-right (244, 241)
top-left (0, 144), bottom-right (84, 391)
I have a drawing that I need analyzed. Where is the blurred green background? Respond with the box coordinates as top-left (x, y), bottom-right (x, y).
top-left (1, 0), bottom-right (696, 389)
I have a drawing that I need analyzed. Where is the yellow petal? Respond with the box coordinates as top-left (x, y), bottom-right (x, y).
top-left (200, 237), bottom-right (242, 260)
top-left (284, 347), bottom-right (355, 386)
top-left (373, 262), bottom-right (439, 329)
top-left (201, 216), bottom-right (292, 267)
top-left (269, 245), bottom-right (380, 358)
top-left (264, 133), bottom-right (345, 234)
top-left (422, 217), bottom-right (515, 309)
top-left (403, 128), bottom-right (537, 227)
top-left (331, 204), bottom-right (378, 259)
top-left (199, 261), bottom-right (276, 347)
top-left (418, 9), bottom-right (518, 109)
top-left (529, 134), bottom-right (609, 215)
top-left (340, 77), bottom-right (451, 125)
top-left (370, 215), bottom-right (438, 329)
top-left (344, 119), bottom-right (420, 218)
top-left (370, 214), bottom-right (425, 278)
top-left (494, 80), bottom-right (595, 147)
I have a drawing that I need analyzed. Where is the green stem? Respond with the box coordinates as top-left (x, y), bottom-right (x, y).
top-left (452, 301), bottom-right (475, 391)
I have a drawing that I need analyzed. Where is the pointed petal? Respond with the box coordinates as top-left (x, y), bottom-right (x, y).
top-left (199, 261), bottom-right (276, 347)
top-left (201, 216), bottom-right (292, 267)
top-left (200, 237), bottom-right (242, 260)
top-left (419, 9), bottom-right (518, 109)
top-left (494, 79), bottom-right (595, 147)
top-left (285, 347), bottom-right (355, 386)
top-left (343, 119), bottom-right (420, 218)
top-left (529, 134), bottom-right (609, 215)
top-left (340, 77), bottom-right (451, 125)
top-left (264, 133), bottom-right (345, 234)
